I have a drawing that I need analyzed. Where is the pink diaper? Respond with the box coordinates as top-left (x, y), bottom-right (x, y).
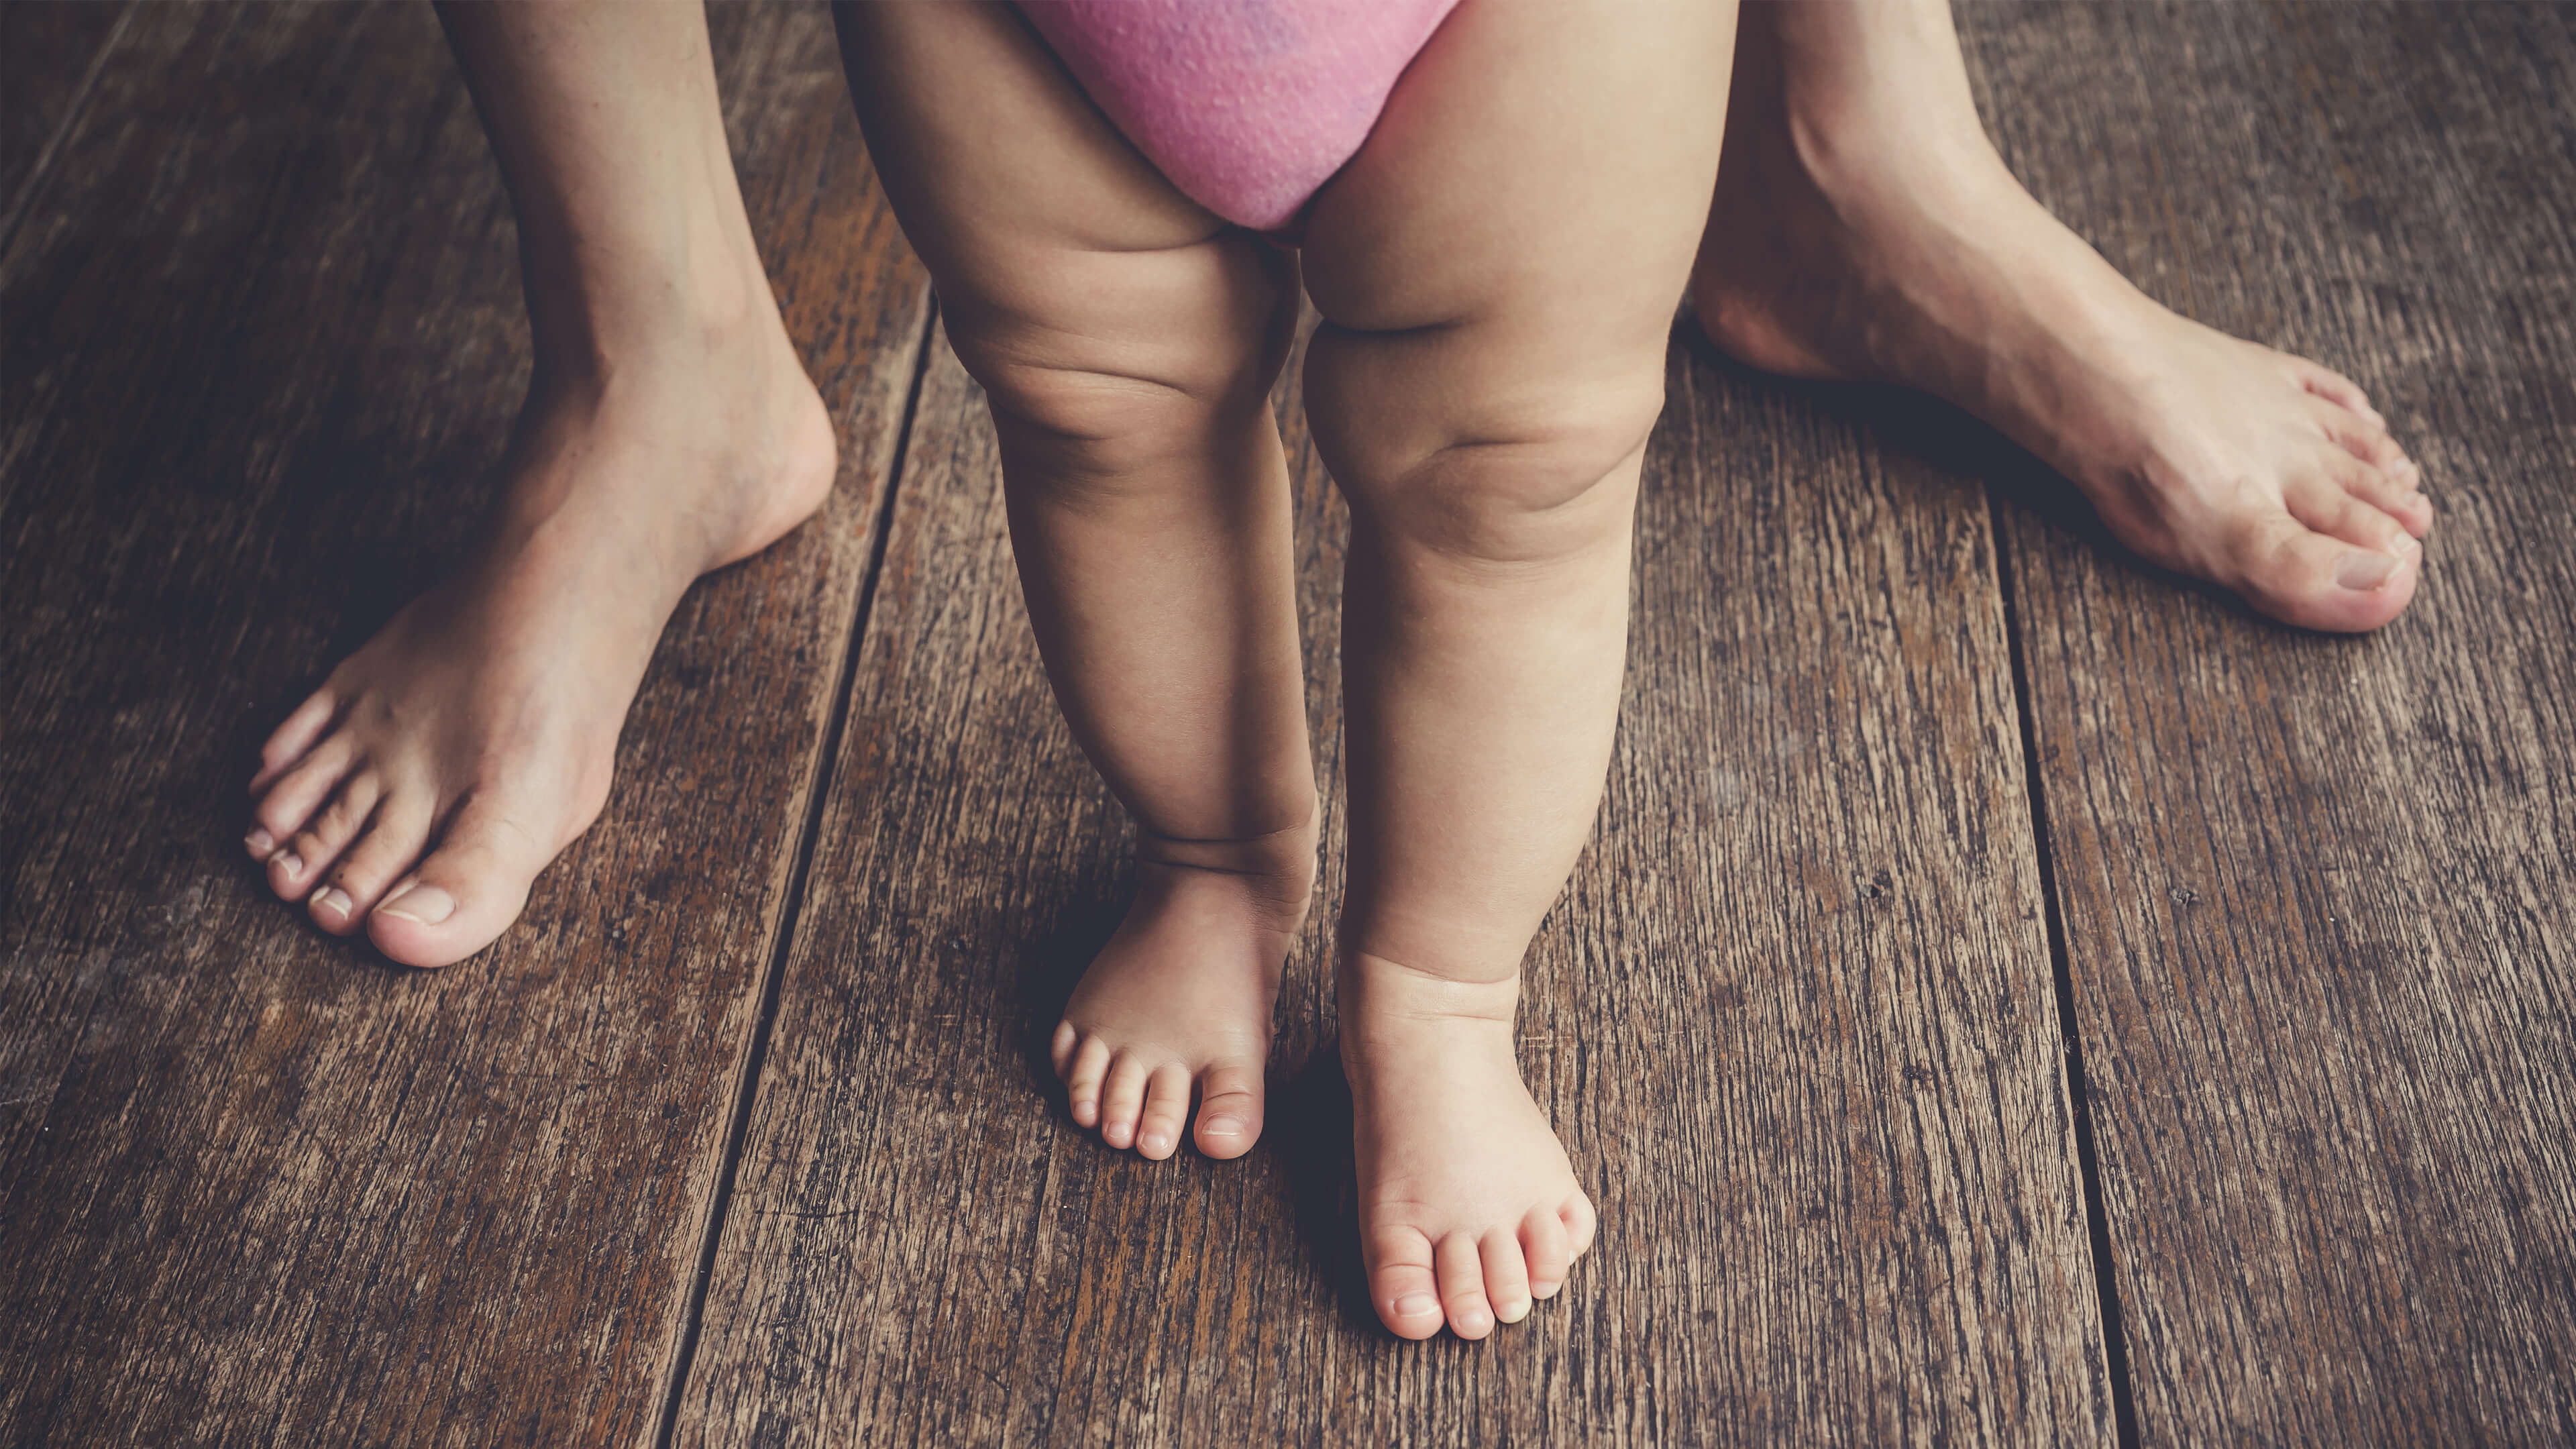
top-left (1016, 0), bottom-right (1460, 233)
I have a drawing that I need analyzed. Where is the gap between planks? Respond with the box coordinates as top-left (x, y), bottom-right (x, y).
top-left (653, 295), bottom-right (943, 1449)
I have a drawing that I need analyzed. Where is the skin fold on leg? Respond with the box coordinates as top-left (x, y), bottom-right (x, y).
top-left (835, 0), bottom-right (1320, 1164)
top-left (1295, 0), bottom-right (1735, 1341)
top-left (1694, 0), bottom-right (2430, 632)
top-left (247, 1), bottom-right (835, 967)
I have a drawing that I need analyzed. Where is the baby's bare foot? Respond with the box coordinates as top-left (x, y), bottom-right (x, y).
top-left (246, 303), bottom-right (833, 967)
top-left (1695, 42), bottom-right (2430, 632)
top-left (1340, 953), bottom-right (1596, 1341)
top-left (1051, 820), bottom-right (1315, 1160)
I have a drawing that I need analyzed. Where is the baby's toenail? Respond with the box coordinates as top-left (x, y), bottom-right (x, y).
top-left (2405, 490), bottom-right (2429, 511)
top-left (377, 883), bottom-right (455, 925)
top-left (1394, 1293), bottom-right (1439, 1318)
top-left (245, 828), bottom-right (274, 857)
top-left (1532, 1280), bottom-right (1562, 1299)
top-left (313, 887), bottom-right (352, 919)
top-left (1498, 1297), bottom-right (1532, 1324)
top-left (2336, 551), bottom-right (2399, 591)
top-left (1201, 1116), bottom-right (1244, 1138)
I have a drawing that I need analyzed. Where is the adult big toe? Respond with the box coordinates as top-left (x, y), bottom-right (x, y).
top-left (363, 799), bottom-right (554, 968)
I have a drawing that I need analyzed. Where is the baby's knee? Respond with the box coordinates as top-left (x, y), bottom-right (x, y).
top-left (1306, 327), bottom-right (1668, 564)
top-left (938, 237), bottom-right (1294, 477)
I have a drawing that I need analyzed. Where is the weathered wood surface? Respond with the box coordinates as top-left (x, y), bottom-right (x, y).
top-left (1962, 3), bottom-right (2576, 1444)
top-left (0, 5), bottom-right (926, 1446)
top-left (0, 1), bottom-right (126, 240)
top-left (673, 297), bottom-right (2112, 1442)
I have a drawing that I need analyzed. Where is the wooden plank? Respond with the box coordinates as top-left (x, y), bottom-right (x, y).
top-left (0, 5), bottom-right (928, 1445)
top-left (1962, 2), bottom-right (2576, 1443)
top-left (0, 1), bottom-right (127, 239)
top-left (675, 294), bottom-right (2112, 1440)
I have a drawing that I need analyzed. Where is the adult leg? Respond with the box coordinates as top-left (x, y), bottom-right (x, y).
top-left (1695, 0), bottom-right (2430, 632)
top-left (247, 1), bottom-right (835, 966)
top-left (835, 2), bottom-right (1315, 1161)
top-left (1298, 0), bottom-right (1735, 1340)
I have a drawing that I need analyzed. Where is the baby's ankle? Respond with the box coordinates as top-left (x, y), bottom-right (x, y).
top-left (1132, 811), bottom-right (1318, 932)
top-left (1336, 951), bottom-right (1521, 1062)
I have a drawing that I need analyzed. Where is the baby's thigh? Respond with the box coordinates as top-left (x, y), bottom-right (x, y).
top-left (1297, 0), bottom-right (1735, 538)
top-left (834, 1), bottom-right (1287, 412)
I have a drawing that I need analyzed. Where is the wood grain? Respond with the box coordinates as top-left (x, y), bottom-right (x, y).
top-left (672, 300), bottom-right (2112, 1442)
top-left (0, 5), bottom-right (926, 1445)
top-left (1960, 3), bottom-right (2576, 1444)
top-left (0, 1), bottom-right (127, 241)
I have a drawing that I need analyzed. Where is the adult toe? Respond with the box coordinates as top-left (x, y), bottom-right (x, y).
top-left (250, 688), bottom-right (339, 796)
top-left (310, 792), bottom-right (434, 934)
top-left (1191, 1059), bottom-right (1265, 1159)
top-left (363, 796), bottom-right (549, 968)
top-left (252, 737), bottom-right (360, 883)
top-left (2288, 356), bottom-right (2383, 425)
top-left (2227, 510), bottom-right (2420, 633)
top-left (270, 771), bottom-right (382, 912)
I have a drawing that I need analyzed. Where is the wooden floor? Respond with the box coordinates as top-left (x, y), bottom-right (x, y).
top-left (5, 5), bottom-right (2571, 1445)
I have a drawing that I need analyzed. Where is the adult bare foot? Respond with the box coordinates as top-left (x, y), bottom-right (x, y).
top-left (1051, 819), bottom-right (1314, 1161)
top-left (246, 299), bottom-right (833, 968)
top-left (1341, 953), bottom-right (1596, 1342)
top-left (1693, 0), bottom-right (2430, 632)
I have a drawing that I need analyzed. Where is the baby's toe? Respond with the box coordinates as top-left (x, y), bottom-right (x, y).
top-left (1436, 1234), bottom-right (1496, 1340)
top-left (1368, 1229), bottom-right (1446, 1341)
top-left (1095, 1055), bottom-right (1150, 1150)
top-left (1133, 1063), bottom-right (1191, 1161)
top-left (1191, 1059), bottom-right (1265, 1159)
top-left (1481, 1227), bottom-right (1534, 1324)
top-left (1062, 1035), bottom-right (1112, 1128)
top-left (1521, 1208), bottom-right (1572, 1299)
top-left (1560, 1192), bottom-right (1598, 1257)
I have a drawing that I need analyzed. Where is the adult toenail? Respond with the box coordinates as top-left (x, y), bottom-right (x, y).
top-left (376, 883), bottom-right (455, 925)
top-left (1201, 1116), bottom-right (1244, 1138)
top-left (245, 828), bottom-right (274, 856)
top-left (2337, 551), bottom-right (2399, 591)
top-left (1395, 1293), bottom-right (1440, 1318)
top-left (272, 849), bottom-right (304, 877)
top-left (313, 887), bottom-right (352, 919)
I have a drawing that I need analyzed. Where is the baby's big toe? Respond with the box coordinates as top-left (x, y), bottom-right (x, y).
top-left (1368, 1230), bottom-right (1448, 1341)
top-left (1191, 1061), bottom-right (1265, 1159)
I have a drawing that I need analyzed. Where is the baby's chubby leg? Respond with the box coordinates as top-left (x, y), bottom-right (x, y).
top-left (1298, 0), bottom-right (1735, 1339)
top-left (836, 3), bottom-right (1316, 1159)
